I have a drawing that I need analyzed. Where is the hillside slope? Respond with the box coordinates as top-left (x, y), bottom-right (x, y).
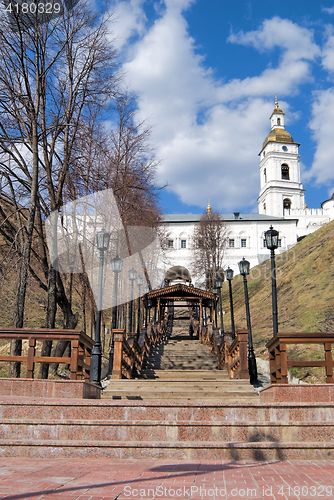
top-left (221, 219), bottom-right (334, 381)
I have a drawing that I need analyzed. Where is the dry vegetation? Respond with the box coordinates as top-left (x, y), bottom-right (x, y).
top-left (221, 219), bottom-right (334, 382)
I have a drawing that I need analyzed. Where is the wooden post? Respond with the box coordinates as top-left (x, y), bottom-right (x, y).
top-left (84, 344), bottom-right (91, 380)
top-left (269, 344), bottom-right (276, 383)
top-left (112, 329), bottom-right (125, 379)
top-left (274, 343), bottom-right (282, 383)
top-left (77, 342), bottom-right (84, 379)
top-left (237, 332), bottom-right (249, 379)
top-left (70, 339), bottom-right (79, 380)
top-left (157, 298), bottom-right (161, 323)
top-left (27, 338), bottom-right (36, 379)
top-left (199, 299), bottom-right (203, 341)
top-left (280, 342), bottom-right (288, 383)
top-left (324, 342), bottom-right (333, 383)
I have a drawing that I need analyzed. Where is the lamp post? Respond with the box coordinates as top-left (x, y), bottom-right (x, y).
top-left (265, 225), bottom-right (279, 336)
top-left (91, 228), bottom-right (110, 385)
top-left (137, 275), bottom-right (144, 337)
top-left (146, 298), bottom-right (152, 326)
top-left (212, 287), bottom-right (218, 328)
top-left (111, 255), bottom-right (123, 329)
top-left (128, 268), bottom-right (137, 333)
top-left (238, 257), bottom-right (259, 386)
top-left (108, 254), bottom-right (122, 378)
top-left (225, 266), bottom-right (236, 339)
top-left (215, 274), bottom-right (225, 337)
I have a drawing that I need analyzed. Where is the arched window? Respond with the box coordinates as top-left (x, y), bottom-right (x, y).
top-left (283, 198), bottom-right (291, 211)
top-left (277, 117), bottom-right (281, 126)
top-left (264, 168), bottom-right (267, 183)
top-left (281, 164), bottom-right (290, 180)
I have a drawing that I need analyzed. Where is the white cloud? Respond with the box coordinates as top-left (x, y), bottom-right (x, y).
top-left (117, 5), bottom-right (320, 210)
top-left (221, 17), bottom-right (319, 102)
top-left (322, 6), bottom-right (334, 15)
top-left (309, 89), bottom-right (334, 184)
top-left (228, 17), bottom-right (319, 62)
top-left (322, 31), bottom-right (334, 73)
top-left (108, 0), bottom-right (147, 51)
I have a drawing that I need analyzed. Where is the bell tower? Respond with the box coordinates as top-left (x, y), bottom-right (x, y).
top-left (258, 99), bottom-right (305, 217)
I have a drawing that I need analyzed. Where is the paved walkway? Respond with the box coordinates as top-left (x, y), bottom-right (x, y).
top-left (1, 458), bottom-right (334, 499)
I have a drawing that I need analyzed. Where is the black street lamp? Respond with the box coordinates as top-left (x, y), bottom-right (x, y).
top-left (137, 275), bottom-right (144, 337)
top-left (238, 257), bottom-right (259, 386)
top-left (225, 266), bottom-right (236, 339)
top-left (111, 255), bottom-right (123, 329)
top-left (265, 225), bottom-right (279, 336)
top-left (146, 297), bottom-right (153, 326)
top-left (91, 228), bottom-right (110, 385)
top-left (128, 268), bottom-right (137, 332)
top-left (212, 287), bottom-right (218, 328)
top-left (108, 254), bottom-right (123, 378)
top-left (215, 274), bottom-right (225, 337)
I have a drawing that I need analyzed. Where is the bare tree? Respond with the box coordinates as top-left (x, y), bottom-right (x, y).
top-left (66, 97), bottom-right (161, 324)
top-left (192, 208), bottom-right (227, 290)
top-left (0, 1), bottom-right (118, 375)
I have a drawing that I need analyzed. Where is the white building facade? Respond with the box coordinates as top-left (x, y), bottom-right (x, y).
top-left (160, 100), bottom-right (334, 286)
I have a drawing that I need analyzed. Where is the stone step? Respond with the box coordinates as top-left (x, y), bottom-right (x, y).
top-left (139, 373), bottom-right (231, 380)
top-left (103, 384), bottom-right (255, 390)
top-left (0, 438), bottom-right (333, 460)
top-left (141, 369), bottom-right (228, 376)
top-left (102, 392), bottom-right (257, 400)
top-left (1, 398), bottom-right (334, 422)
top-left (0, 420), bottom-right (333, 442)
top-left (2, 397), bottom-right (334, 459)
top-left (105, 381), bottom-right (250, 387)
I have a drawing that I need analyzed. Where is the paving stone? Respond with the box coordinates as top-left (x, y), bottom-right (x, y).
top-left (1, 458), bottom-right (334, 499)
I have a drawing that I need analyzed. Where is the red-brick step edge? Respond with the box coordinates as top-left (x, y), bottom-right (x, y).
top-left (0, 379), bottom-right (101, 399)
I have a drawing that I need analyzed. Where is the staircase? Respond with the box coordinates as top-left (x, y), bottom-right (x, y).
top-left (2, 315), bottom-right (334, 460)
top-left (1, 397), bottom-right (334, 460)
top-left (102, 309), bottom-right (257, 401)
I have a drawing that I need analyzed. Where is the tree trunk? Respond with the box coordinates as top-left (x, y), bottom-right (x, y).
top-left (9, 119), bottom-right (39, 377)
top-left (40, 266), bottom-right (57, 378)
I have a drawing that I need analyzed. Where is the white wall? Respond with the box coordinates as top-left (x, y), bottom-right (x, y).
top-left (161, 218), bottom-right (298, 286)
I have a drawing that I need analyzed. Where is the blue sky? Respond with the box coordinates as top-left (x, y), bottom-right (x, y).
top-left (107, 0), bottom-right (334, 214)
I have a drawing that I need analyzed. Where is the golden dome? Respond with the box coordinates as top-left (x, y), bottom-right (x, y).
top-left (262, 128), bottom-right (295, 148)
top-left (207, 202), bottom-right (212, 214)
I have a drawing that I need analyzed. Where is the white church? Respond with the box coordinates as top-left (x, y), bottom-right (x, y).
top-left (161, 100), bottom-right (334, 284)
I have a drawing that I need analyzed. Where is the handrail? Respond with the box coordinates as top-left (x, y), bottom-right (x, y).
top-left (266, 332), bottom-right (334, 384)
top-left (199, 325), bottom-right (249, 379)
top-left (111, 321), bottom-right (168, 379)
top-left (0, 328), bottom-right (93, 380)
top-left (199, 323), bottom-right (225, 370)
top-left (226, 332), bottom-right (248, 379)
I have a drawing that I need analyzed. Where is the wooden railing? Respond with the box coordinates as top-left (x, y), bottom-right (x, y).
top-left (199, 322), bottom-right (213, 344)
top-left (199, 323), bottom-right (249, 379)
top-left (0, 328), bottom-right (93, 380)
top-left (226, 332), bottom-right (249, 379)
top-left (267, 332), bottom-right (334, 384)
top-left (111, 322), bottom-right (167, 379)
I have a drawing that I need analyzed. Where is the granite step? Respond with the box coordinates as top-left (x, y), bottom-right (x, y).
top-left (1, 397), bottom-right (334, 459)
top-left (1, 420), bottom-right (333, 442)
top-left (103, 393), bottom-right (257, 400)
top-left (0, 438), bottom-right (333, 460)
top-left (1, 398), bottom-right (334, 422)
